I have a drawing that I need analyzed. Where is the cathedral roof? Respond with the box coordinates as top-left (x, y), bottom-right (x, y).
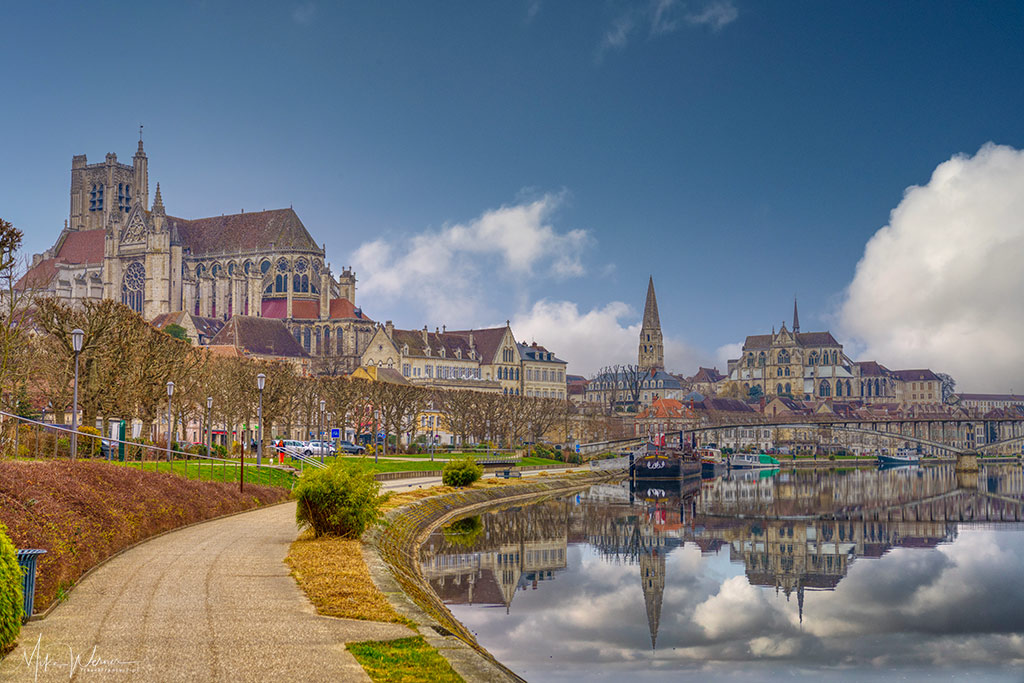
top-left (854, 360), bottom-right (891, 377)
top-left (169, 208), bottom-right (320, 257)
top-left (16, 228), bottom-right (106, 290)
top-left (259, 297), bottom-right (370, 321)
top-left (208, 315), bottom-right (308, 358)
top-left (743, 331), bottom-right (840, 350)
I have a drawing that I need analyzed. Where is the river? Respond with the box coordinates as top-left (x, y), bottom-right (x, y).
top-left (419, 465), bottom-right (1024, 681)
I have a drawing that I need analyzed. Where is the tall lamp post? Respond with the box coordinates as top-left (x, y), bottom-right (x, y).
top-left (256, 373), bottom-right (265, 468)
top-left (70, 328), bottom-right (84, 460)
top-left (166, 381), bottom-right (174, 462)
top-left (206, 396), bottom-right (214, 458)
top-left (319, 399), bottom-right (326, 464)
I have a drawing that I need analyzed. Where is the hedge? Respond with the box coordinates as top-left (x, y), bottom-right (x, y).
top-left (0, 523), bottom-right (23, 653)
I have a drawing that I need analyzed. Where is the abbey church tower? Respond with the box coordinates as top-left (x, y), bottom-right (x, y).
top-left (638, 277), bottom-right (665, 372)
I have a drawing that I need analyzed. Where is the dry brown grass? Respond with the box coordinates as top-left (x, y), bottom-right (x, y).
top-left (286, 531), bottom-right (410, 624)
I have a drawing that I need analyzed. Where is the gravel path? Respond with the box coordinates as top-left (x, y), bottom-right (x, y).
top-left (0, 502), bottom-right (413, 682)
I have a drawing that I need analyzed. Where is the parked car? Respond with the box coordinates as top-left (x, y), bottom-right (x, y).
top-left (276, 440), bottom-right (306, 458)
top-left (303, 440), bottom-right (335, 457)
top-left (337, 440), bottom-right (366, 454)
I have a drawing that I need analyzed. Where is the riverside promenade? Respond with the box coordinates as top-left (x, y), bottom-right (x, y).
top-left (0, 502), bottom-right (413, 682)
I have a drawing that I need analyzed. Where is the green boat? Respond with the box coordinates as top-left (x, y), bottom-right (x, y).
top-left (728, 453), bottom-right (781, 469)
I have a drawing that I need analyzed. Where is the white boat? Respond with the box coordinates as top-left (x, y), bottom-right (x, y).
top-left (728, 453), bottom-right (781, 469)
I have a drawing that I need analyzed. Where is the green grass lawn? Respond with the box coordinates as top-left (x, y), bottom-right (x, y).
top-left (110, 459), bottom-right (295, 488)
top-left (347, 636), bottom-right (463, 683)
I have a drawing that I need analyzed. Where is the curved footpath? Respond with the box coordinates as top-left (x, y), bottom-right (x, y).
top-left (0, 502), bottom-right (412, 682)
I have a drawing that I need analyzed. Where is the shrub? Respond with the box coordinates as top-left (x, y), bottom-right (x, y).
top-left (0, 523), bottom-right (24, 652)
top-left (828, 454), bottom-right (837, 461)
top-left (442, 457), bottom-right (482, 487)
top-left (294, 461), bottom-right (387, 538)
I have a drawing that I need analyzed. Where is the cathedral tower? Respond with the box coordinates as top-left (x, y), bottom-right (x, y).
top-left (638, 276), bottom-right (665, 372)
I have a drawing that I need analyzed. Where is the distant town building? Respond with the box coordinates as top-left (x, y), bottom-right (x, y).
top-left (954, 393), bottom-right (1024, 411)
top-left (359, 321), bottom-right (566, 397)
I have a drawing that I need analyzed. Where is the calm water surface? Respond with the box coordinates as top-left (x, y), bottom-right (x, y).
top-left (419, 465), bottom-right (1024, 681)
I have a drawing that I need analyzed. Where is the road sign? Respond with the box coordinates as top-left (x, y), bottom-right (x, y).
top-left (331, 428), bottom-right (340, 439)
top-left (575, 443), bottom-right (581, 453)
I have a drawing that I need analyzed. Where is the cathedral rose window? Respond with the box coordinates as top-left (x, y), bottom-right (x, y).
top-left (122, 262), bottom-right (145, 314)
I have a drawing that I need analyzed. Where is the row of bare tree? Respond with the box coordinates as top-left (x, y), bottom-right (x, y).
top-left (0, 218), bottom-right (590, 450)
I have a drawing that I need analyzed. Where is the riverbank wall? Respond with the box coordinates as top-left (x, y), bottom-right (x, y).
top-left (364, 472), bottom-right (618, 682)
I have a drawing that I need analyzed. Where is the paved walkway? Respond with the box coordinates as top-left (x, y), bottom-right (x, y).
top-left (0, 503), bottom-right (413, 682)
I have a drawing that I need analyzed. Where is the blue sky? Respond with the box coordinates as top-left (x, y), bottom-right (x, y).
top-left (4, 1), bottom-right (1024, 385)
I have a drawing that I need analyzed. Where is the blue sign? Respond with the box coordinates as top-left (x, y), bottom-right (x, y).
top-left (575, 443), bottom-right (581, 453)
top-left (331, 428), bottom-right (340, 439)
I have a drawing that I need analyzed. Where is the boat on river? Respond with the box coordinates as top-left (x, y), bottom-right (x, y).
top-left (632, 443), bottom-right (701, 479)
top-left (875, 448), bottom-right (921, 466)
top-left (728, 452), bottom-right (781, 469)
top-left (696, 447), bottom-right (726, 476)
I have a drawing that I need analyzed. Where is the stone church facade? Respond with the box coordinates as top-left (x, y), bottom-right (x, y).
top-left (21, 136), bottom-right (375, 372)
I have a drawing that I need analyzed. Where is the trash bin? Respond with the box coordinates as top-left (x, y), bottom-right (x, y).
top-left (15, 549), bottom-right (46, 622)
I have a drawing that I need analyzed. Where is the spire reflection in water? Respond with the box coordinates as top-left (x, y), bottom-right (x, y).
top-left (419, 465), bottom-right (1024, 681)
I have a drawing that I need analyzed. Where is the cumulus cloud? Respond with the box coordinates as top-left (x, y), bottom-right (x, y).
top-left (351, 194), bottom-right (589, 325)
top-left (838, 143), bottom-right (1024, 392)
top-left (511, 298), bottom-right (705, 376)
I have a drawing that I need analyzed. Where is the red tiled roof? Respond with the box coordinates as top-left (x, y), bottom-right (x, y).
top-left (262, 299), bottom-right (287, 318)
top-left (56, 229), bottom-right (106, 264)
top-left (290, 300), bottom-right (319, 320)
top-left (636, 399), bottom-right (695, 420)
top-left (169, 208), bottom-right (319, 257)
top-left (328, 298), bottom-right (369, 320)
top-left (16, 229), bottom-right (106, 290)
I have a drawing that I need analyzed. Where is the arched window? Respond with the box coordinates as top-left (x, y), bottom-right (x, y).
top-left (758, 352), bottom-right (766, 366)
top-left (260, 260), bottom-right (271, 274)
top-left (302, 327), bottom-right (311, 352)
top-left (293, 274), bottom-right (301, 291)
top-left (777, 384), bottom-right (783, 394)
top-left (874, 378), bottom-right (881, 396)
top-left (785, 383), bottom-right (791, 394)
top-left (301, 274), bottom-right (309, 292)
top-left (836, 381), bottom-right (844, 397)
top-left (193, 283), bottom-right (201, 316)
top-left (784, 367), bottom-right (790, 376)
top-left (323, 329), bottom-right (331, 354)
top-left (819, 380), bottom-right (831, 397)
top-left (121, 262), bottom-right (145, 314)
top-left (315, 328), bottom-right (321, 355)
top-left (196, 264), bottom-right (205, 278)
top-left (336, 329), bottom-right (344, 355)
top-left (846, 380), bottom-right (852, 396)
top-left (244, 261), bottom-right (253, 275)
top-left (211, 264), bottom-right (221, 278)
top-left (778, 349), bottom-right (790, 364)
top-left (809, 352), bottom-right (818, 366)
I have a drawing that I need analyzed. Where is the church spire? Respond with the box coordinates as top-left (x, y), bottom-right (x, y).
top-left (643, 276), bottom-right (661, 329)
top-left (638, 277), bottom-right (665, 372)
top-left (640, 548), bottom-right (665, 650)
top-left (793, 297), bottom-right (800, 334)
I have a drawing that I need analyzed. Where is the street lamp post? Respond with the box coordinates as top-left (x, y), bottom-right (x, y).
top-left (70, 328), bottom-right (84, 460)
top-left (373, 410), bottom-right (379, 464)
top-left (166, 381), bottom-right (174, 462)
top-left (206, 396), bottom-right (213, 459)
top-left (256, 373), bottom-right (266, 468)
top-left (319, 399), bottom-right (326, 464)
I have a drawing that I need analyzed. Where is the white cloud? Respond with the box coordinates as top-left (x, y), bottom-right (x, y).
top-left (838, 143), bottom-right (1024, 392)
top-left (511, 298), bottom-right (705, 377)
top-left (686, 1), bottom-right (738, 31)
top-left (597, 0), bottom-right (737, 59)
top-left (351, 194), bottom-right (589, 326)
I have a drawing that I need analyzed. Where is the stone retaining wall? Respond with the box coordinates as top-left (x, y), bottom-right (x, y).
top-left (365, 473), bottom-right (616, 678)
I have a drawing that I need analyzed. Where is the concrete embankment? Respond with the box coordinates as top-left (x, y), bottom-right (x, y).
top-left (364, 472), bottom-right (617, 682)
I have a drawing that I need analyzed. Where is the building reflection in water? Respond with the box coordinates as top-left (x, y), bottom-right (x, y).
top-left (419, 465), bottom-right (1024, 649)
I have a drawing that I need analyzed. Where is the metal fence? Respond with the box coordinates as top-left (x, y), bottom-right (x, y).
top-left (0, 410), bottom-right (295, 489)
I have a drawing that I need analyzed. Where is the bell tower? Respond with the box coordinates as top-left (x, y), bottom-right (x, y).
top-left (638, 276), bottom-right (665, 372)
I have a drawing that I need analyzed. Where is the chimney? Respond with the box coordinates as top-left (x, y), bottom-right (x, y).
top-left (385, 320), bottom-right (394, 338)
top-left (422, 326), bottom-right (428, 345)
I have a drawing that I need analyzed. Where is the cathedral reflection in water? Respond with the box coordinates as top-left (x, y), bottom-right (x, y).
top-left (419, 465), bottom-right (1024, 648)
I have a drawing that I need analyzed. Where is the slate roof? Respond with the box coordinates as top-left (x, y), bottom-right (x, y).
top-left (854, 361), bottom-right (891, 377)
top-left (150, 311), bottom-right (225, 340)
top-left (517, 342), bottom-right (567, 365)
top-left (957, 393), bottom-right (1024, 402)
top-left (391, 328), bottom-right (476, 359)
top-left (169, 208), bottom-right (320, 256)
top-left (208, 316), bottom-right (308, 358)
top-left (889, 369), bottom-right (940, 382)
top-left (690, 367), bottom-right (725, 383)
top-left (446, 326), bottom-right (508, 364)
top-left (743, 331), bottom-right (840, 350)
